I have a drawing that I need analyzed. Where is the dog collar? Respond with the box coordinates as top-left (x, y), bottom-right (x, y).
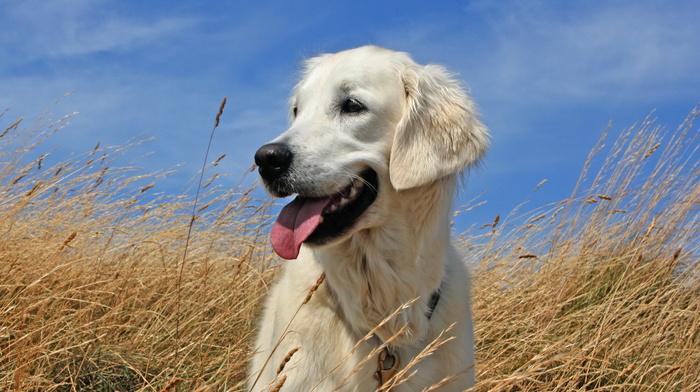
top-left (426, 285), bottom-right (442, 320)
top-left (374, 284), bottom-right (443, 391)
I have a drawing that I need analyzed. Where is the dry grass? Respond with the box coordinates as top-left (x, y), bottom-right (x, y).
top-left (467, 110), bottom-right (700, 391)
top-left (1, 103), bottom-right (698, 391)
top-left (0, 106), bottom-right (276, 391)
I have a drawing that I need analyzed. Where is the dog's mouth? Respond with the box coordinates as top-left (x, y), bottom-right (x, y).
top-left (270, 168), bottom-right (378, 259)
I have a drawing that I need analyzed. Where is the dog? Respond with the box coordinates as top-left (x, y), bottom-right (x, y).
top-left (249, 45), bottom-right (489, 391)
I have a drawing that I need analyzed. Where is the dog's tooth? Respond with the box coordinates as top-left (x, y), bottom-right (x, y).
top-left (328, 204), bottom-right (338, 212)
top-left (353, 179), bottom-right (363, 189)
top-left (340, 197), bottom-right (349, 207)
top-left (319, 216), bottom-right (324, 223)
top-left (349, 187), bottom-right (358, 199)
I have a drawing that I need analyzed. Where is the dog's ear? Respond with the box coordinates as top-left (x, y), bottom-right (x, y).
top-left (389, 64), bottom-right (489, 190)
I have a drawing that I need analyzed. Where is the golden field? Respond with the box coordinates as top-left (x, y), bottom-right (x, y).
top-left (1, 105), bottom-right (698, 391)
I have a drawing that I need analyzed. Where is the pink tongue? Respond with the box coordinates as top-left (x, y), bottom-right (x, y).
top-left (271, 197), bottom-right (330, 259)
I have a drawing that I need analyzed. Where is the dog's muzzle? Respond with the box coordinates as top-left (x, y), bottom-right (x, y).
top-left (254, 141), bottom-right (380, 259)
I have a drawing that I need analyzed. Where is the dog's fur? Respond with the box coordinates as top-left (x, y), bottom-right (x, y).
top-left (249, 46), bottom-right (489, 391)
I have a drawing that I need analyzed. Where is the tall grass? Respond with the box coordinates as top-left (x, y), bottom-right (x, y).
top-left (468, 109), bottom-right (700, 391)
top-left (0, 103), bottom-right (698, 391)
top-left (0, 106), bottom-right (275, 391)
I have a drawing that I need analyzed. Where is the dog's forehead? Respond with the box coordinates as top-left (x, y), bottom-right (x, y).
top-left (297, 47), bottom-right (408, 97)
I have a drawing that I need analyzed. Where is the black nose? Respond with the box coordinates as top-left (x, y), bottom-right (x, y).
top-left (254, 143), bottom-right (293, 182)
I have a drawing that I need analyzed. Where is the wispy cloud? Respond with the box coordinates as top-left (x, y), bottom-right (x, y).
top-left (1, 0), bottom-right (197, 59)
top-left (477, 1), bottom-right (700, 100)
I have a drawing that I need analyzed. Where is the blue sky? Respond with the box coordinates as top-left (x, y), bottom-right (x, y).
top-left (1, 0), bottom-right (698, 231)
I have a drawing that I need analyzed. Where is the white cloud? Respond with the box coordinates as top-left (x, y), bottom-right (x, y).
top-left (49, 17), bottom-right (196, 57)
top-left (472, 1), bottom-right (699, 100)
top-left (1, 0), bottom-right (197, 59)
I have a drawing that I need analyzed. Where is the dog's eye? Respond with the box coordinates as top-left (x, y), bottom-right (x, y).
top-left (292, 107), bottom-right (298, 118)
top-left (341, 98), bottom-right (366, 114)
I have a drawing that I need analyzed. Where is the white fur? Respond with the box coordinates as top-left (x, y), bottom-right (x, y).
top-left (249, 46), bottom-right (489, 391)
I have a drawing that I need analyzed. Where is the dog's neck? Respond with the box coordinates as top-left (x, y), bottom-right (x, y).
top-left (311, 176), bottom-right (456, 346)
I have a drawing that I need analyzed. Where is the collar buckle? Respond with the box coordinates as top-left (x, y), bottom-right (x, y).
top-left (374, 345), bottom-right (400, 390)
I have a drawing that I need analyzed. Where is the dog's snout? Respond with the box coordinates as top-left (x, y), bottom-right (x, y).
top-left (254, 143), bottom-right (293, 181)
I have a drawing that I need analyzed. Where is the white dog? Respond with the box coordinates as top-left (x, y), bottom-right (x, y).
top-left (249, 46), bottom-right (489, 391)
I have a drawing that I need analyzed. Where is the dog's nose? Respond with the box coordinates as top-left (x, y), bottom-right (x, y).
top-left (254, 143), bottom-right (293, 181)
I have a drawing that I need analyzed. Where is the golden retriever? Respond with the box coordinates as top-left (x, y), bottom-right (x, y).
top-left (249, 45), bottom-right (489, 391)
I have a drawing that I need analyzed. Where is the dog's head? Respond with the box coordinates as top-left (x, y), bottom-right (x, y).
top-left (254, 46), bottom-right (489, 259)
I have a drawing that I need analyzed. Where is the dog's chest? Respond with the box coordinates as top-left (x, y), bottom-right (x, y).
top-left (276, 299), bottom-right (378, 390)
top-left (273, 262), bottom-right (444, 392)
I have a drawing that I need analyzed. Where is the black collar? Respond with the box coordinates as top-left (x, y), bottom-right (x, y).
top-left (426, 285), bottom-right (442, 320)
